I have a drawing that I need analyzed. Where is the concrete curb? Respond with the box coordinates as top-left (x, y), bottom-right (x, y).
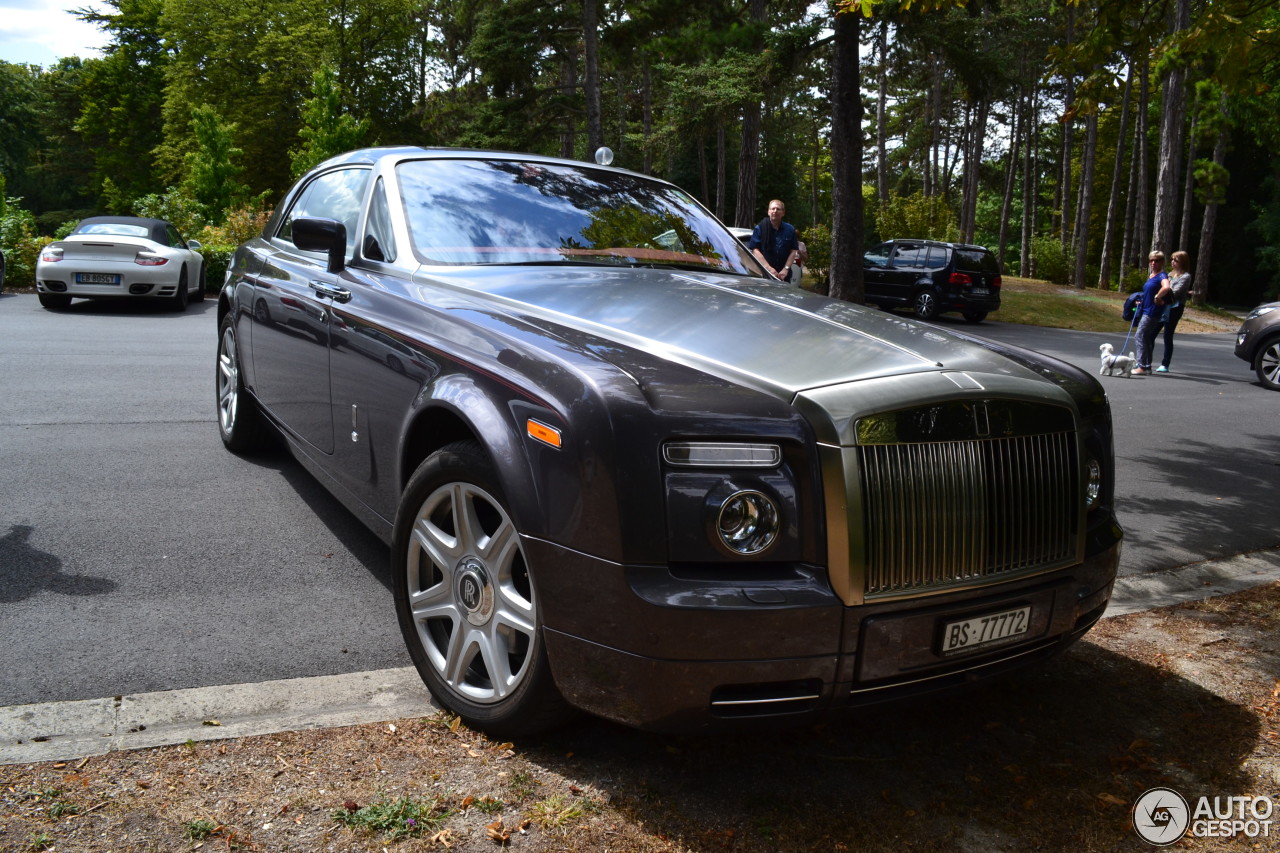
top-left (4, 546), bottom-right (1279, 767)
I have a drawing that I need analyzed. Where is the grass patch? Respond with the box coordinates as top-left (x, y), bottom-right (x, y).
top-left (528, 792), bottom-right (601, 828)
top-left (332, 795), bottom-right (453, 841)
top-left (994, 286), bottom-right (1135, 333)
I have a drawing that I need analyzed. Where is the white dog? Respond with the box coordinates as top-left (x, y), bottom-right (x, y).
top-left (1099, 343), bottom-right (1136, 377)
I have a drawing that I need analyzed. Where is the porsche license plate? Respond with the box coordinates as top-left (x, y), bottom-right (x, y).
top-left (941, 605), bottom-right (1030, 654)
top-left (76, 273), bottom-right (119, 284)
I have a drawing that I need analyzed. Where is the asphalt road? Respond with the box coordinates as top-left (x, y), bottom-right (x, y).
top-left (1, 292), bottom-right (1276, 709)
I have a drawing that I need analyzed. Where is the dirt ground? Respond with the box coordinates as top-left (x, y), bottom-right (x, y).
top-left (3, 582), bottom-right (1278, 853)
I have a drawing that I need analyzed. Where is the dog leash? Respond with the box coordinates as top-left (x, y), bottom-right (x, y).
top-left (1120, 309), bottom-right (1139, 354)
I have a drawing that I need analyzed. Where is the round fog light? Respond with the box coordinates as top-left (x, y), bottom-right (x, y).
top-left (716, 490), bottom-right (779, 555)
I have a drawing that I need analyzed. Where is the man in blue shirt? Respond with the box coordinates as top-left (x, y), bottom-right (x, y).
top-left (748, 199), bottom-right (800, 282)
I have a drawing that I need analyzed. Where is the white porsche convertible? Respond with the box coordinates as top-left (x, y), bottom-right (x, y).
top-left (35, 216), bottom-right (205, 311)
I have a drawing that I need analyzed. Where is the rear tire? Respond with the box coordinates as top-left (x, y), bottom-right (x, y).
top-left (171, 267), bottom-right (189, 312)
top-left (216, 315), bottom-right (269, 451)
top-left (192, 263), bottom-right (206, 302)
top-left (392, 441), bottom-right (575, 738)
top-left (912, 289), bottom-right (939, 321)
top-left (962, 311), bottom-right (988, 324)
top-left (38, 293), bottom-right (71, 311)
top-left (1255, 338), bottom-right (1280, 391)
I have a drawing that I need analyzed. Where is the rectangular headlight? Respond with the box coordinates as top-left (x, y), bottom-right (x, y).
top-left (663, 442), bottom-right (781, 468)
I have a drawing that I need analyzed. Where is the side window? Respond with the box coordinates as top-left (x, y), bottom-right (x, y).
top-left (165, 226), bottom-right (184, 248)
top-left (924, 246), bottom-right (948, 270)
top-left (278, 168), bottom-right (371, 257)
top-left (892, 244), bottom-right (922, 268)
top-left (363, 178), bottom-right (397, 263)
top-left (864, 242), bottom-right (892, 268)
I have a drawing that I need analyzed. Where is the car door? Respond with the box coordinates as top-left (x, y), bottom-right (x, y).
top-left (863, 242), bottom-right (894, 304)
top-left (886, 241), bottom-right (926, 305)
top-left (248, 166), bottom-right (371, 455)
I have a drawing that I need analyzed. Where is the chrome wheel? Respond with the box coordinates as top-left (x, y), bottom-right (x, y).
top-left (216, 315), bottom-right (267, 451)
top-left (913, 289), bottom-right (938, 321)
top-left (393, 441), bottom-right (572, 735)
top-left (405, 480), bottom-right (535, 704)
top-left (217, 323), bottom-right (240, 436)
top-left (1257, 340), bottom-right (1280, 391)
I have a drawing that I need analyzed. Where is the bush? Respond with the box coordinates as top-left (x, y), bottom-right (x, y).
top-left (801, 222), bottom-right (832, 292)
top-left (197, 243), bottom-right (236, 293)
top-left (0, 199), bottom-right (48, 289)
top-left (1030, 237), bottom-right (1069, 285)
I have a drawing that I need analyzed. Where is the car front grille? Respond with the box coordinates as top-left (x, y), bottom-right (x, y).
top-left (856, 419), bottom-right (1080, 598)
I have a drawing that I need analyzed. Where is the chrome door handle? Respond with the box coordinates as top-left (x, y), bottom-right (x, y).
top-left (309, 281), bottom-right (352, 303)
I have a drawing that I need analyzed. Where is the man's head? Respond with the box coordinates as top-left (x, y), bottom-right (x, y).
top-left (767, 200), bottom-right (786, 227)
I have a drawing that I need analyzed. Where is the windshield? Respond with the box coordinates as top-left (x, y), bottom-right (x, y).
top-left (397, 158), bottom-right (762, 277)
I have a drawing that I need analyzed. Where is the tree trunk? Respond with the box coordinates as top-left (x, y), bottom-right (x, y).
top-left (827, 6), bottom-right (863, 303)
top-left (1097, 61), bottom-right (1133, 290)
top-left (997, 85), bottom-right (1023, 271)
top-left (1150, 0), bottom-right (1191, 254)
top-left (1178, 110), bottom-right (1198, 252)
top-left (734, 0), bottom-right (767, 227)
top-left (716, 124), bottom-right (726, 221)
top-left (642, 57), bottom-right (653, 173)
top-left (1120, 110), bottom-right (1139, 284)
top-left (582, 0), bottom-right (603, 154)
top-left (1072, 109), bottom-right (1097, 288)
top-left (1135, 55), bottom-right (1151, 268)
top-left (1020, 87), bottom-right (1038, 277)
top-left (1192, 100), bottom-right (1229, 306)
top-left (1058, 7), bottom-right (1075, 247)
top-left (559, 53), bottom-right (578, 159)
top-left (876, 17), bottom-right (890, 202)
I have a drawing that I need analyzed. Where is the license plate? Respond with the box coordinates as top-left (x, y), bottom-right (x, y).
top-left (941, 605), bottom-right (1031, 654)
top-left (76, 273), bottom-right (119, 284)
top-left (971, 286), bottom-right (989, 295)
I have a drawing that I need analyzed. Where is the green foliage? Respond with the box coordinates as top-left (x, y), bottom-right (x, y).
top-left (802, 221), bottom-right (832, 290)
top-left (1249, 174), bottom-right (1280, 300)
top-left (332, 796), bottom-right (452, 841)
top-left (876, 191), bottom-right (959, 243)
top-left (290, 65), bottom-right (369, 178)
top-left (132, 188), bottom-right (205, 237)
top-left (1030, 237), bottom-right (1070, 285)
top-left (182, 106), bottom-right (248, 224)
top-left (0, 197), bottom-right (44, 288)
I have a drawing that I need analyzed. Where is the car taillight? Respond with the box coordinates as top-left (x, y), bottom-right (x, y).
top-left (134, 252), bottom-right (169, 266)
top-left (992, 274), bottom-right (1002, 290)
top-left (948, 272), bottom-right (972, 286)
top-left (41, 247), bottom-right (64, 263)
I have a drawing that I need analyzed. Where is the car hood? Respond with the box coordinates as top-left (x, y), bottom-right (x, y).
top-left (415, 265), bottom-right (1079, 442)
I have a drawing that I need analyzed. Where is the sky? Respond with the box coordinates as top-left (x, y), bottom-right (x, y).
top-left (0, 0), bottom-right (109, 68)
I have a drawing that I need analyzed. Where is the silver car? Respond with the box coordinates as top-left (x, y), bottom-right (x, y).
top-left (1234, 301), bottom-right (1280, 391)
top-left (35, 216), bottom-right (205, 311)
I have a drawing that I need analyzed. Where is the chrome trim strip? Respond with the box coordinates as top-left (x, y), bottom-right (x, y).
top-left (711, 694), bottom-right (823, 707)
top-left (849, 639), bottom-right (1058, 695)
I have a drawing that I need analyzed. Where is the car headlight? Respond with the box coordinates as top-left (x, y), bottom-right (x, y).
top-left (715, 490), bottom-right (780, 555)
top-left (1084, 456), bottom-right (1103, 511)
top-left (663, 442), bottom-right (781, 468)
top-left (1246, 305), bottom-right (1277, 320)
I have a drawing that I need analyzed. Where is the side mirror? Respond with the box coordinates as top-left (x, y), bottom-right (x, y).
top-left (292, 217), bottom-right (347, 273)
top-left (187, 239), bottom-right (203, 251)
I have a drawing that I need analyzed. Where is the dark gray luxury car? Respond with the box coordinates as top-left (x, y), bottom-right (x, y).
top-left (216, 147), bottom-right (1123, 735)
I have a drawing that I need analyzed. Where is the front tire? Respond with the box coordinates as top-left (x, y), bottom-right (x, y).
top-left (393, 441), bottom-right (573, 737)
top-left (913, 289), bottom-right (939, 321)
top-left (1255, 338), bottom-right (1280, 391)
top-left (217, 315), bottom-right (269, 451)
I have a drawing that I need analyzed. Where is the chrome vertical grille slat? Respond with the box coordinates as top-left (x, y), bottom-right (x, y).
top-left (857, 431), bottom-right (1079, 597)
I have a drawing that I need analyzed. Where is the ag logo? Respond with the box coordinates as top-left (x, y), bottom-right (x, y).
top-left (1133, 787), bottom-right (1190, 845)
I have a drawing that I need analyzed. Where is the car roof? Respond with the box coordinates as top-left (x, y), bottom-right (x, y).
top-left (73, 216), bottom-right (174, 243)
top-left (883, 239), bottom-right (992, 253)
top-left (309, 146), bottom-right (673, 186)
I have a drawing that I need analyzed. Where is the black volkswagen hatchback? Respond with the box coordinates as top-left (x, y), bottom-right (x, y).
top-left (863, 239), bottom-right (1002, 323)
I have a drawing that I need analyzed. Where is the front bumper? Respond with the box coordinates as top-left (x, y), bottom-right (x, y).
top-left (531, 535), bottom-right (1120, 732)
